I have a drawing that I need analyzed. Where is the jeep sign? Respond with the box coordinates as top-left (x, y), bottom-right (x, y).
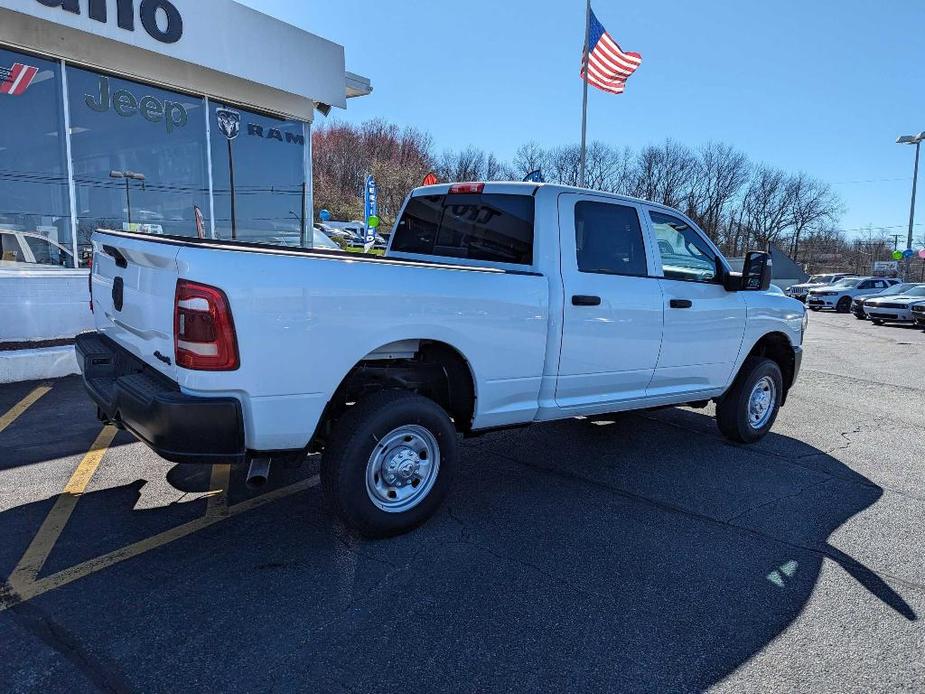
top-left (34, 0), bottom-right (183, 43)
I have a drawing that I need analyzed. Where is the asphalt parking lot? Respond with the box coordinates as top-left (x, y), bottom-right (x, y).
top-left (1, 311), bottom-right (923, 693)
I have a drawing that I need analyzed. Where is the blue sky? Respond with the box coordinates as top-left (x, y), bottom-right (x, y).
top-left (241, 0), bottom-right (925, 239)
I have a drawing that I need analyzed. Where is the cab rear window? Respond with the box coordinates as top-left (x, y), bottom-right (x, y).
top-left (391, 193), bottom-right (535, 265)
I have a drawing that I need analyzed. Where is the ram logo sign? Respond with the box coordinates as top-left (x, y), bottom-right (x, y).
top-left (216, 109), bottom-right (241, 141)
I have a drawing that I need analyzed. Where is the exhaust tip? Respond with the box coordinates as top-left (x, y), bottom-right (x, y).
top-left (246, 458), bottom-right (271, 490)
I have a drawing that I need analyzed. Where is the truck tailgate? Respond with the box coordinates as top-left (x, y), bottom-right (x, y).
top-left (91, 232), bottom-right (180, 381)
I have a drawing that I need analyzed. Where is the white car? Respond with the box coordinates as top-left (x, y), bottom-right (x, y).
top-left (864, 285), bottom-right (925, 325)
top-left (0, 229), bottom-right (74, 268)
top-left (806, 277), bottom-right (899, 313)
top-left (852, 283), bottom-right (921, 319)
top-left (76, 182), bottom-right (806, 537)
top-left (786, 273), bottom-right (854, 302)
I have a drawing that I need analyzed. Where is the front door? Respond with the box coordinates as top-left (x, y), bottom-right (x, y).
top-left (556, 194), bottom-right (665, 408)
top-left (645, 209), bottom-right (746, 397)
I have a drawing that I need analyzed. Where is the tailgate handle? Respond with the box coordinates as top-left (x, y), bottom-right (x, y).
top-left (112, 277), bottom-right (124, 312)
top-left (102, 245), bottom-right (128, 269)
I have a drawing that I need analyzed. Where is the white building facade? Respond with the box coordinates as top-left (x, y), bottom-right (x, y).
top-left (0, 0), bottom-right (369, 378)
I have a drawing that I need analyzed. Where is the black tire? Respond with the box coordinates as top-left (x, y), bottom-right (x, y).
top-left (716, 357), bottom-right (784, 444)
top-left (836, 297), bottom-right (852, 313)
top-left (853, 312), bottom-right (867, 320)
top-left (321, 390), bottom-right (458, 538)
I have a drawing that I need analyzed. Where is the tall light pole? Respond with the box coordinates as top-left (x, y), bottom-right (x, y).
top-left (110, 170), bottom-right (146, 226)
top-left (897, 132), bottom-right (924, 281)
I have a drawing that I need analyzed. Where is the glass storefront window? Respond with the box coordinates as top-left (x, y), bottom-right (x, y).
top-left (209, 102), bottom-right (309, 246)
top-left (0, 48), bottom-right (72, 269)
top-left (66, 66), bottom-right (211, 263)
top-left (0, 46), bottom-right (312, 272)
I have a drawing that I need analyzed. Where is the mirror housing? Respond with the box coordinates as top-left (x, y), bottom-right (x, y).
top-left (741, 251), bottom-right (773, 291)
top-left (724, 251), bottom-right (773, 292)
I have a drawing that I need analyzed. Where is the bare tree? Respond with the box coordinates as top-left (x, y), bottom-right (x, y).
top-left (740, 166), bottom-right (797, 249)
top-left (688, 143), bottom-right (750, 242)
top-left (512, 142), bottom-right (549, 180)
top-left (630, 140), bottom-right (698, 209)
top-left (787, 173), bottom-right (843, 262)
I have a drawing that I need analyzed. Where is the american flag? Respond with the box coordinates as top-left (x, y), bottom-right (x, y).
top-left (0, 63), bottom-right (39, 97)
top-left (580, 9), bottom-right (642, 95)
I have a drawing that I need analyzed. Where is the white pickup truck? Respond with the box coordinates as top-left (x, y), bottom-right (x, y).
top-left (76, 182), bottom-right (807, 536)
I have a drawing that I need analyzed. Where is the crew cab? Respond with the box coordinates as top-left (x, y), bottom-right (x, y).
top-left (76, 183), bottom-right (807, 537)
top-left (806, 276), bottom-right (899, 313)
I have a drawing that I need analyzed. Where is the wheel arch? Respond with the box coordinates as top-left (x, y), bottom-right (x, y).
top-left (741, 331), bottom-right (797, 403)
top-left (311, 339), bottom-right (478, 451)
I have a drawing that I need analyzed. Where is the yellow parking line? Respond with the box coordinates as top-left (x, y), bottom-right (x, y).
top-left (4, 475), bottom-right (320, 609)
top-left (0, 383), bottom-right (53, 434)
top-left (7, 426), bottom-right (117, 592)
top-left (206, 464), bottom-right (232, 517)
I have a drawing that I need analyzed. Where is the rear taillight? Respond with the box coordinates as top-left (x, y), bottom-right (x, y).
top-left (449, 182), bottom-right (485, 194)
top-left (88, 260), bottom-right (93, 314)
top-left (174, 280), bottom-right (239, 371)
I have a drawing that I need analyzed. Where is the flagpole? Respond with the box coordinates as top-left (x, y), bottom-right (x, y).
top-left (578, 0), bottom-right (591, 188)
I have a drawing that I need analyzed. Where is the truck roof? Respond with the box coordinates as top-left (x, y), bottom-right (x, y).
top-left (411, 182), bottom-right (685, 216)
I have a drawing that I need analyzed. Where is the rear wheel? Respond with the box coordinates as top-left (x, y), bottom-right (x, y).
top-left (836, 297), bottom-right (852, 313)
top-left (321, 390), bottom-right (458, 538)
top-left (716, 357), bottom-right (783, 444)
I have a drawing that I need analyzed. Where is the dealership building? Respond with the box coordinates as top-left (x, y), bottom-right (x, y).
top-left (0, 0), bottom-right (370, 381)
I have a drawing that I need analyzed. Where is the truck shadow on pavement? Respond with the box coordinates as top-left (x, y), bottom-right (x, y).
top-left (0, 407), bottom-right (917, 693)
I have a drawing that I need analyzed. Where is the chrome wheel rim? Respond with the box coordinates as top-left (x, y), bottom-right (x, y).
top-left (366, 425), bottom-right (440, 513)
top-left (747, 376), bottom-right (777, 430)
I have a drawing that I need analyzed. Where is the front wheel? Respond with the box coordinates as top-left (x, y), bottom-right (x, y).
top-left (853, 311), bottom-right (867, 320)
top-left (716, 357), bottom-right (784, 444)
top-left (836, 297), bottom-right (852, 313)
top-left (321, 391), bottom-right (458, 538)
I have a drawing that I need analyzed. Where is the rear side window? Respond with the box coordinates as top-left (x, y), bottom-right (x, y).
top-left (392, 193), bottom-right (535, 265)
top-left (575, 201), bottom-right (648, 277)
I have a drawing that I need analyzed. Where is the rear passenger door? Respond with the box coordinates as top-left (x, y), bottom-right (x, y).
top-left (645, 208), bottom-right (746, 396)
top-left (556, 195), bottom-right (664, 408)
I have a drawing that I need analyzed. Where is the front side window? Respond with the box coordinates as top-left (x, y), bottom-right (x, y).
top-left (574, 201), bottom-right (647, 277)
top-left (0, 48), bottom-right (72, 268)
top-left (393, 193), bottom-right (534, 265)
top-left (650, 211), bottom-right (719, 283)
top-left (66, 66), bottom-right (211, 261)
top-left (210, 102), bottom-right (308, 246)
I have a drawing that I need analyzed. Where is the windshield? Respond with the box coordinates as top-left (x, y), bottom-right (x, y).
top-left (879, 283), bottom-right (915, 296)
top-left (832, 278), bottom-right (861, 288)
top-left (902, 286), bottom-right (925, 297)
top-left (808, 275), bottom-right (831, 283)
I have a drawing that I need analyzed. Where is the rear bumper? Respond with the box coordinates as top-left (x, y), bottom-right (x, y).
top-left (75, 333), bottom-right (246, 464)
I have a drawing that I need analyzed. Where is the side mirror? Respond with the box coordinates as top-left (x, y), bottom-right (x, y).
top-left (742, 251), bottom-right (773, 291)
